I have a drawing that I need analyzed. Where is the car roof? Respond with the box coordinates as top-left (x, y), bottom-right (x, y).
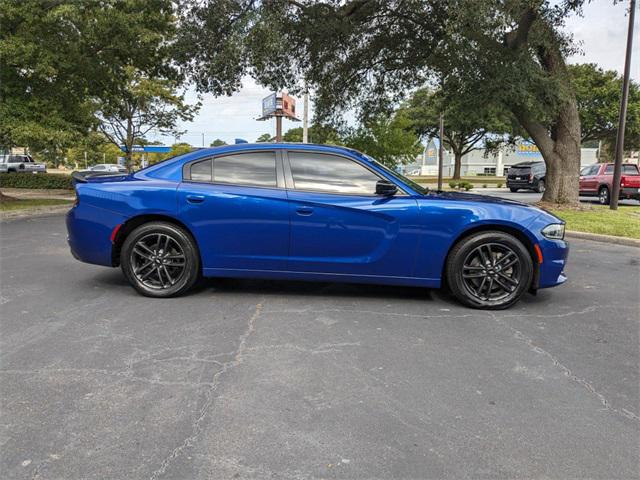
top-left (511, 161), bottom-right (543, 167)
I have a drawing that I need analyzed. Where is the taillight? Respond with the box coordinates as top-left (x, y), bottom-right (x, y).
top-left (529, 173), bottom-right (533, 181)
top-left (621, 179), bottom-right (625, 187)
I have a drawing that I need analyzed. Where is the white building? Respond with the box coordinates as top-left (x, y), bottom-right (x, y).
top-left (406, 141), bottom-right (600, 177)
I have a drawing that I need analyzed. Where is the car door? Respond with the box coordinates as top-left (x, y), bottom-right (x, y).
top-left (284, 150), bottom-right (421, 278)
top-left (177, 150), bottom-right (290, 272)
top-left (581, 164), bottom-right (601, 194)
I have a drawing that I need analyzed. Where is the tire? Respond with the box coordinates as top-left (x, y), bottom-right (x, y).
top-left (121, 222), bottom-right (200, 298)
top-left (598, 186), bottom-right (610, 205)
top-left (446, 231), bottom-right (533, 310)
top-left (535, 179), bottom-right (545, 193)
top-left (509, 187), bottom-right (518, 193)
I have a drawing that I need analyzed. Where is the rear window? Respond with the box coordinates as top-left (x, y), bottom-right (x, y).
top-left (623, 165), bottom-right (639, 175)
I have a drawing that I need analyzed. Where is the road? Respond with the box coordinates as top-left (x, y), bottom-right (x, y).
top-left (1, 214), bottom-right (639, 479)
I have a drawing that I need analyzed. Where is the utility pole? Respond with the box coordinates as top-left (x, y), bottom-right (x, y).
top-left (611, 0), bottom-right (636, 210)
top-left (438, 113), bottom-right (444, 192)
top-left (84, 151), bottom-right (87, 169)
top-left (202, 132), bottom-right (205, 147)
top-left (275, 116), bottom-right (283, 142)
top-left (302, 90), bottom-right (309, 143)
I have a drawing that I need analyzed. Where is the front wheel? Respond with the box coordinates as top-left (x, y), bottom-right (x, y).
top-left (598, 186), bottom-right (610, 205)
top-left (121, 222), bottom-right (200, 297)
top-left (446, 231), bottom-right (533, 309)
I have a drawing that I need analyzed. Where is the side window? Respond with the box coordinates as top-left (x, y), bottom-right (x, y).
top-left (190, 159), bottom-right (212, 182)
top-left (288, 152), bottom-right (382, 195)
top-left (214, 152), bottom-right (276, 187)
top-left (604, 165), bottom-right (614, 175)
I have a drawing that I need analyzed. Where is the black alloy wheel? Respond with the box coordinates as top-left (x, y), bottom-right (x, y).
top-left (598, 186), bottom-right (610, 205)
top-left (121, 222), bottom-right (200, 297)
top-left (446, 231), bottom-right (533, 309)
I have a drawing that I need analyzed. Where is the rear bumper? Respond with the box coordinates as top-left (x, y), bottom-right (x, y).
top-left (620, 187), bottom-right (640, 199)
top-left (506, 180), bottom-right (535, 189)
top-left (66, 205), bottom-right (126, 267)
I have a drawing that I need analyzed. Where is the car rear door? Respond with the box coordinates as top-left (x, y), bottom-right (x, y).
top-left (177, 150), bottom-right (290, 272)
top-left (284, 150), bottom-right (421, 278)
top-left (580, 165), bottom-right (601, 194)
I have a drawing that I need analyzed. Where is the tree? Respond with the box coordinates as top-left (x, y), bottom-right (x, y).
top-left (256, 133), bottom-right (273, 142)
top-left (210, 138), bottom-right (227, 146)
top-left (570, 63), bottom-right (640, 152)
top-left (96, 68), bottom-right (198, 170)
top-left (404, 86), bottom-right (513, 179)
top-left (282, 124), bottom-right (343, 144)
top-left (168, 142), bottom-right (194, 158)
top-left (178, 0), bottom-right (599, 204)
top-left (1, 0), bottom-right (181, 153)
top-left (343, 112), bottom-right (422, 168)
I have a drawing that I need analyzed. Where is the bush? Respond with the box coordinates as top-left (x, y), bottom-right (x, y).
top-left (448, 181), bottom-right (458, 189)
top-left (497, 182), bottom-right (503, 188)
top-left (458, 181), bottom-right (474, 191)
top-left (482, 184), bottom-right (488, 188)
top-left (0, 173), bottom-right (73, 190)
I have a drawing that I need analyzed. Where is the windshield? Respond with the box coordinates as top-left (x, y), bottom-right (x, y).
top-left (363, 154), bottom-right (429, 194)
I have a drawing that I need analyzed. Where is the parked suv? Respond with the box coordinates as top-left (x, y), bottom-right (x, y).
top-left (0, 154), bottom-right (47, 174)
top-left (506, 161), bottom-right (546, 193)
top-left (579, 163), bottom-right (640, 204)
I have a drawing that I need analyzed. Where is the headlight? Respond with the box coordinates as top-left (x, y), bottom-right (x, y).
top-left (541, 223), bottom-right (565, 240)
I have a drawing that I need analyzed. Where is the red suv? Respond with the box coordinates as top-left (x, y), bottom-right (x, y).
top-left (579, 163), bottom-right (640, 204)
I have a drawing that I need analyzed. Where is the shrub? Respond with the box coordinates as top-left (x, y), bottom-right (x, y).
top-left (448, 181), bottom-right (458, 189)
top-left (459, 181), bottom-right (473, 191)
top-left (0, 173), bottom-right (73, 190)
top-left (497, 182), bottom-right (503, 188)
top-left (482, 184), bottom-right (487, 188)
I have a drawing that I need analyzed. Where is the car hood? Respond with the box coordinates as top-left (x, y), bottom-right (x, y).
top-left (427, 190), bottom-right (533, 207)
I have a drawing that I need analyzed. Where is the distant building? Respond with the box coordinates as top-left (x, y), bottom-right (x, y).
top-left (404, 140), bottom-right (602, 176)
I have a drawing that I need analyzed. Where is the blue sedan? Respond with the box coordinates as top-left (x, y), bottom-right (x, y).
top-left (66, 143), bottom-right (568, 309)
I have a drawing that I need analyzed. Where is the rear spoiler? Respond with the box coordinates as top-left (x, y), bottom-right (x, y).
top-left (71, 171), bottom-right (129, 186)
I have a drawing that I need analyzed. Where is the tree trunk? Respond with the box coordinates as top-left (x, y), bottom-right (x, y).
top-left (453, 152), bottom-right (462, 179)
top-left (514, 99), bottom-right (581, 205)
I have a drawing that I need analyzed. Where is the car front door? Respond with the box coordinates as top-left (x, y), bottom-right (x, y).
top-left (178, 150), bottom-right (289, 272)
top-left (284, 150), bottom-right (421, 279)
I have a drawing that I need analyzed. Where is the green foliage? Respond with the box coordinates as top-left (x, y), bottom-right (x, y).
top-left (1, 0), bottom-right (180, 152)
top-left (482, 184), bottom-right (487, 188)
top-left (497, 182), bottom-right (503, 188)
top-left (283, 125), bottom-right (343, 144)
top-left (449, 181), bottom-right (458, 189)
top-left (0, 173), bottom-right (73, 190)
top-left (570, 63), bottom-right (640, 151)
top-left (168, 143), bottom-right (194, 158)
top-left (255, 133), bottom-right (273, 143)
top-left (457, 181), bottom-right (474, 191)
top-left (343, 112), bottom-right (421, 168)
top-left (210, 139), bottom-right (227, 146)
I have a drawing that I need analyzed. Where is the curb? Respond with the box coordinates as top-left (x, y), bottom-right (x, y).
top-left (0, 205), bottom-right (71, 222)
top-left (566, 230), bottom-right (640, 248)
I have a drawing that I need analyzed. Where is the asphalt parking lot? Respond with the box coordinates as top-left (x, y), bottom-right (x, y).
top-left (472, 188), bottom-right (640, 206)
top-left (1, 213), bottom-right (639, 479)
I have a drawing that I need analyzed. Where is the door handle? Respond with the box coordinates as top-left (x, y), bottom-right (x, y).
top-left (186, 194), bottom-right (205, 204)
top-left (296, 205), bottom-right (314, 216)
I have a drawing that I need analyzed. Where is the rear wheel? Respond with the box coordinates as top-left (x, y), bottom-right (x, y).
top-left (535, 179), bottom-right (545, 193)
top-left (446, 231), bottom-right (533, 309)
top-left (509, 187), bottom-right (518, 193)
top-left (121, 222), bottom-right (200, 297)
top-left (598, 186), bottom-right (610, 205)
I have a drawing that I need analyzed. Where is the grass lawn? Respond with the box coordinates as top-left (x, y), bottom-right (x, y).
top-left (548, 205), bottom-right (640, 239)
top-left (0, 198), bottom-right (73, 212)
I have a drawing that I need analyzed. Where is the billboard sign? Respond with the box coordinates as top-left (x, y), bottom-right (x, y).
top-left (262, 93), bottom-right (277, 117)
top-left (280, 93), bottom-right (296, 118)
top-left (517, 142), bottom-right (541, 156)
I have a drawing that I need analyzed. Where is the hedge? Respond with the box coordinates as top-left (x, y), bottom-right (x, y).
top-left (0, 173), bottom-right (74, 190)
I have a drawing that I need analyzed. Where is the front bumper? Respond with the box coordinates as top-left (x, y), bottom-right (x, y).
top-left (537, 238), bottom-right (569, 289)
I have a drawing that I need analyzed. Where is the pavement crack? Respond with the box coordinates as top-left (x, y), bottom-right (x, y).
top-left (492, 313), bottom-right (640, 423)
top-left (148, 300), bottom-right (264, 480)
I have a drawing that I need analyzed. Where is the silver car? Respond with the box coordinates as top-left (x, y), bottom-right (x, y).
top-left (85, 163), bottom-right (128, 173)
top-left (0, 154), bottom-right (47, 173)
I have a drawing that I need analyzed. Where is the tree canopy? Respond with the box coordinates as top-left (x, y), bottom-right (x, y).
top-left (177, 0), bottom-right (596, 204)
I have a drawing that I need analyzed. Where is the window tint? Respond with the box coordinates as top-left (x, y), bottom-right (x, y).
top-left (289, 152), bottom-right (381, 195)
top-left (605, 165), bottom-right (614, 174)
top-left (214, 152), bottom-right (276, 187)
top-left (623, 165), bottom-right (639, 175)
top-left (191, 159), bottom-right (212, 181)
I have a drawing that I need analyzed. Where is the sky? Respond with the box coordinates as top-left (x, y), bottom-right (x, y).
top-left (149, 0), bottom-right (639, 147)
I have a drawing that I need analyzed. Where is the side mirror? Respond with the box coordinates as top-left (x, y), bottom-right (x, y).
top-left (376, 179), bottom-right (398, 196)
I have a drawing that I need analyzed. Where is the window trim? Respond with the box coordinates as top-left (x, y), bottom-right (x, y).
top-left (182, 150), bottom-right (285, 189)
top-left (283, 149), bottom-right (408, 197)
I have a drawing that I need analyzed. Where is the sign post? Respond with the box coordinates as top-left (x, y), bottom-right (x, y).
top-left (257, 92), bottom-right (300, 141)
